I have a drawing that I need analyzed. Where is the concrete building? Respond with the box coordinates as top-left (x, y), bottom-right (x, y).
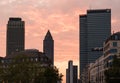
top-left (43, 30), bottom-right (54, 65)
top-left (85, 32), bottom-right (120, 83)
top-left (79, 9), bottom-right (111, 78)
top-left (6, 17), bottom-right (25, 56)
top-left (88, 55), bottom-right (105, 83)
top-left (66, 60), bottom-right (78, 83)
top-left (104, 32), bottom-right (120, 70)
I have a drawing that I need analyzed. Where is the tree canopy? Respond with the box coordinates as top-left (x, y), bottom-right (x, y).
top-left (0, 55), bottom-right (63, 83)
top-left (104, 56), bottom-right (120, 83)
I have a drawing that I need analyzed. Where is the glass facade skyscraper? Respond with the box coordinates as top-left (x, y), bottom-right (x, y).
top-left (79, 9), bottom-right (111, 77)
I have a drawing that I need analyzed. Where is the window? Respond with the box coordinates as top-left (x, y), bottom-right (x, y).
top-left (109, 56), bottom-right (113, 60)
top-left (109, 49), bottom-right (117, 53)
top-left (112, 42), bottom-right (117, 47)
top-left (115, 35), bottom-right (118, 40)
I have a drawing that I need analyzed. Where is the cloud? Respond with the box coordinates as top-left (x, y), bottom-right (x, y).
top-left (0, 0), bottom-right (120, 83)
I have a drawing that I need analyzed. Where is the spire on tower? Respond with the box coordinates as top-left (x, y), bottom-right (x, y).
top-left (43, 30), bottom-right (54, 65)
top-left (44, 30), bottom-right (53, 40)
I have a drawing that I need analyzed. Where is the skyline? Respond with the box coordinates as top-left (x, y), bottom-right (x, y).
top-left (0, 0), bottom-right (120, 83)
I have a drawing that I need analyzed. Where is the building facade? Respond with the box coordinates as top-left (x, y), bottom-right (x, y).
top-left (6, 18), bottom-right (25, 56)
top-left (43, 30), bottom-right (54, 65)
top-left (66, 60), bottom-right (78, 83)
top-left (85, 32), bottom-right (120, 83)
top-left (79, 9), bottom-right (111, 78)
top-left (104, 32), bottom-right (120, 69)
top-left (88, 55), bottom-right (105, 83)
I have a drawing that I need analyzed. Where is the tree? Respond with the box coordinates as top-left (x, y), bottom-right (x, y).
top-left (0, 54), bottom-right (63, 83)
top-left (104, 55), bottom-right (120, 83)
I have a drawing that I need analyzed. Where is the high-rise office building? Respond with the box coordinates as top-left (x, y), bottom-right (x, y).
top-left (79, 9), bottom-right (111, 77)
top-left (66, 60), bottom-right (78, 83)
top-left (43, 30), bottom-right (54, 65)
top-left (6, 18), bottom-right (25, 56)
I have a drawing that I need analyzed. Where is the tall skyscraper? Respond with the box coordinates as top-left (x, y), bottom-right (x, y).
top-left (43, 30), bottom-right (54, 65)
top-left (6, 18), bottom-right (25, 56)
top-left (66, 60), bottom-right (78, 83)
top-left (79, 9), bottom-right (111, 77)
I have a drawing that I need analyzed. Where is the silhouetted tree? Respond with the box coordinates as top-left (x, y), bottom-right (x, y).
top-left (0, 54), bottom-right (63, 83)
top-left (104, 55), bottom-right (120, 83)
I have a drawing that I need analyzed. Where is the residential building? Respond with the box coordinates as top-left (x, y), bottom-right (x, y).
top-left (86, 32), bottom-right (120, 83)
top-left (6, 17), bottom-right (25, 56)
top-left (88, 55), bottom-right (105, 83)
top-left (79, 9), bottom-right (111, 78)
top-left (104, 32), bottom-right (120, 69)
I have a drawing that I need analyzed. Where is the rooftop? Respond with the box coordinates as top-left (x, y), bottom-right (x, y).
top-left (105, 32), bottom-right (120, 44)
top-left (87, 9), bottom-right (111, 13)
top-left (9, 17), bottom-right (22, 21)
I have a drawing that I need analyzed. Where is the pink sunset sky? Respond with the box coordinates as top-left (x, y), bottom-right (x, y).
top-left (0, 0), bottom-right (120, 83)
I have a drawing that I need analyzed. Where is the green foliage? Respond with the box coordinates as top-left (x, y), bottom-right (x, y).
top-left (0, 55), bottom-right (63, 83)
top-left (104, 56), bottom-right (120, 83)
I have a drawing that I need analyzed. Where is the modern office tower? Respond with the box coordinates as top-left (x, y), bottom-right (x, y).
top-left (66, 60), bottom-right (78, 83)
top-left (6, 18), bottom-right (25, 56)
top-left (43, 30), bottom-right (54, 65)
top-left (79, 9), bottom-right (111, 77)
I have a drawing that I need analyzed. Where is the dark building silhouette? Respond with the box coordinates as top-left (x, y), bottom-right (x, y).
top-left (4, 49), bottom-right (52, 67)
top-left (6, 18), bottom-right (25, 56)
top-left (43, 30), bottom-right (54, 65)
top-left (66, 60), bottom-right (78, 83)
top-left (73, 66), bottom-right (78, 83)
top-left (79, 9), bottom-right (111, 78)
top-left (66, 69), bottom-right (69, 83)
top-left (0, 49), bottom-right (52, 83)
